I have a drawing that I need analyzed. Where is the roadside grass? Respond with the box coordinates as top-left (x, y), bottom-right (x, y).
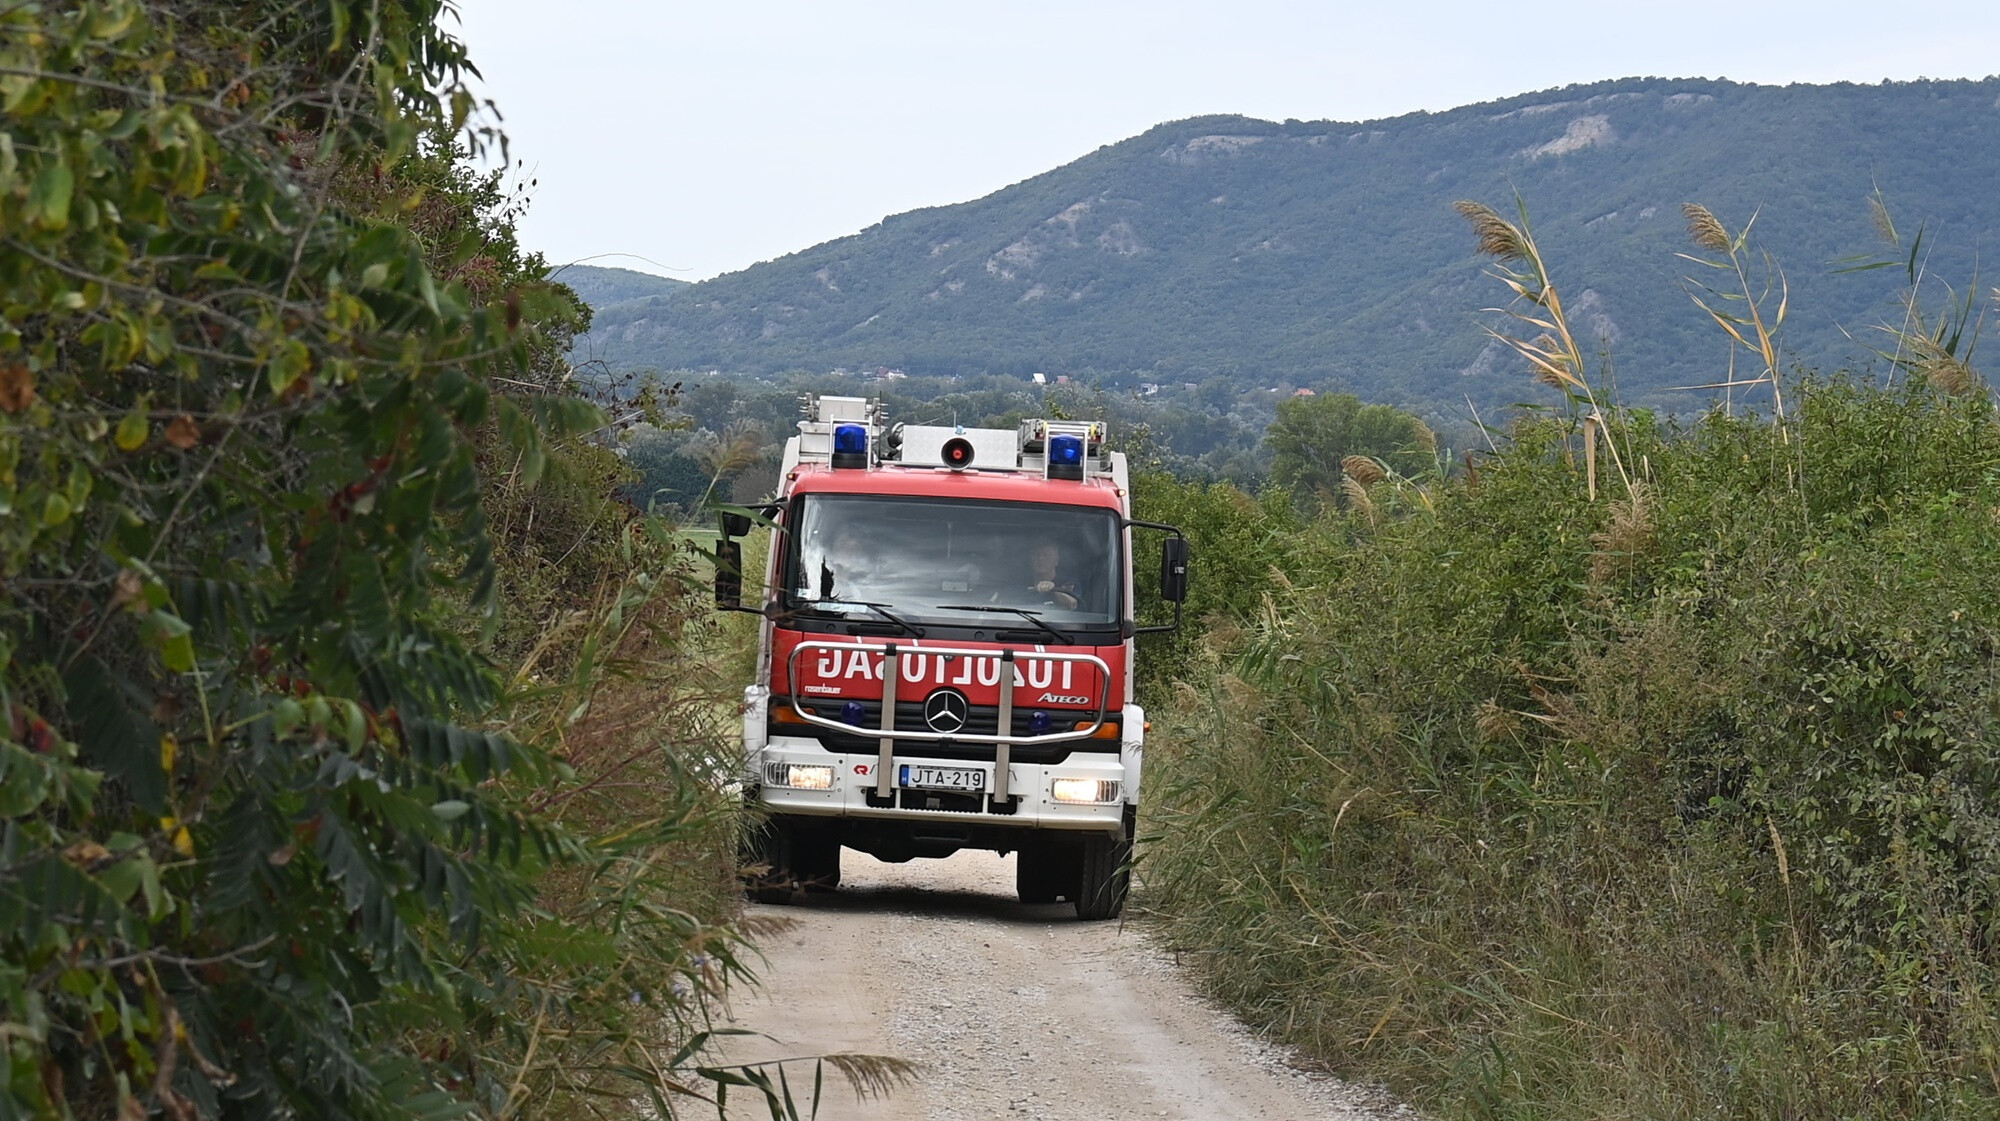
top-left (472, 449), bottom-right (907, 1119)
top-left (1140, 382), bottom-right (2000, 1119)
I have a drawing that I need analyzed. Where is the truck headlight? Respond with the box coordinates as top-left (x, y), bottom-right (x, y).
top-left (1051, 778), bottom-right (1120, 804)
top-left (765, 763), bottom-right (835, 790)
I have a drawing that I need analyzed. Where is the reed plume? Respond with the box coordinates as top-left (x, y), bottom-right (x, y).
top-left (1682, 203), bottom-right (1730, 253)
top-left (1902, 331), bottom-right (1982, 397)
top-left (1676, 202), bottom-right (1789, 424)
top-left (1342, 455), bottom-right (1386, 487)
top-left (1528, 334), bottom-right (1582, 389)
top-left (1456, 194), bottom-right (1637, 501)
top-left (1412, 421), bottom-right (1438, 455)
top-left (1475, 699), bottom-right (1525, 743)
top-left (1868, 193), bottom-right (1900, 247)
top-left (1342, 476), bottom-right (1379, 525)
top-left (1589, 482), bottom-right (1655, 585)
top-left (692, 419), bottom-right (765, 478)
top-left (1455, 200), bottom-right (1528, 261)
top-left (823, 1053), bottom-right (920, 1101)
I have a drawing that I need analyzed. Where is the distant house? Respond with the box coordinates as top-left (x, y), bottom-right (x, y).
top-left (1032, 372), bottom-right (1046, 385)
top-left (1294, 388), bottom-right (1317, 397)
top-left (1056, 375), bottom-right (1070, 385)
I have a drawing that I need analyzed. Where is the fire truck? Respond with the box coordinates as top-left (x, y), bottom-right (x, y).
top-left (713, 396), bottom-right (1188, 919)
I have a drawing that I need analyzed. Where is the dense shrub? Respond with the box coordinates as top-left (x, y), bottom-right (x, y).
top-left (1145, 382), bottom-right (2000, 1119)
top-left (0, 4), bottom-right (833, 1118)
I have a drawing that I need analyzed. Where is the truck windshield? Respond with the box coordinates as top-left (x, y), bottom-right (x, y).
top-left (783, 495), bottom-right (1123, 627)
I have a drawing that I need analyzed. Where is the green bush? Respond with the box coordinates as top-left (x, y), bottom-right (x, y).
top-left (1145, 382), bottom-right (2000, 1119)
top-left (1129, 469), bottom-right (1328, 705)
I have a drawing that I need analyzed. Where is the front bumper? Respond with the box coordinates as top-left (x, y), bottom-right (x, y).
top-left (752, 735), bottom-right (1127, 831)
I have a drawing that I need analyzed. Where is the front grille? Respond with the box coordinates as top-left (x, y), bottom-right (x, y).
top-left (773, 698), bottom-right (1116, 763)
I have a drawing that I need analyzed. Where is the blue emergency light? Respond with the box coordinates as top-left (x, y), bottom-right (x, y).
top-left (1028, 710), bottom-right (1051, 735)
top-left (1047, 433), bottom-right (1085, 480)
top-left (841, 700), bottom-right (866, 726)
top-left (831, 423), bottom-right (868, 469)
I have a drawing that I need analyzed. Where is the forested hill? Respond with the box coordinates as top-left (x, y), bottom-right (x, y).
top-left (577, 77), bottom-right (2000, 413)
top-left (556, 263), bottom-right (685, 308)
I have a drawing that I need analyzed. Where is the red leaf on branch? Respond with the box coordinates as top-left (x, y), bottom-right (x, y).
top-left (165, 414), bottom-right (201, 449)
top-left (0, 364), bottom-right (34, 414)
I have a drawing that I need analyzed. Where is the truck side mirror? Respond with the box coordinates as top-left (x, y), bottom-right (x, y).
top-left (719, 511), bottom-right (752, 538)
top-left (1160, 537), bottom-right (1189, 604)
top-left (714, 539), bottom-right (743, 610)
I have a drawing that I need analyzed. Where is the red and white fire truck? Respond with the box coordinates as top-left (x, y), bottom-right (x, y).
top-left (713, 396), bottom-right (1188, 919)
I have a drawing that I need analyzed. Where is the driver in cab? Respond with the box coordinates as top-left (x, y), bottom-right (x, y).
top-left (1027, 541), bottom-right (1078, 610)
top-left (816, 527), bottom-right (874, 600)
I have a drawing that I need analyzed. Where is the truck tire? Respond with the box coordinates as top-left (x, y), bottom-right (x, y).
top-left (1015, 843), bottom-right (1066, 905)
top-left (793, 827), bottom-right (842, 892)
top-left (1073, 829), bottom-right (1130, 920)
top-left (741, 817), bottom-right (798, 904)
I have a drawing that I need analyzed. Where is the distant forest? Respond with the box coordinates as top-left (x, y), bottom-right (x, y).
top-left (602, 367), bottom-right (1286, 512)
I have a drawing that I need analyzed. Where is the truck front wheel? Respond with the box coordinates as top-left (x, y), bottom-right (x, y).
top-left (741, 816), bottom-right (794, 904)
top-left (793, 826), bottom-right (842, 892)
top-left (742, 817), bottom-right (841, 903)
top-left (1073, 828), bottom-right (1131, 920)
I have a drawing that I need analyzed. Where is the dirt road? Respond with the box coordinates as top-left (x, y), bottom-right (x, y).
top-left (720, 849), bottom-right (1409, 1120)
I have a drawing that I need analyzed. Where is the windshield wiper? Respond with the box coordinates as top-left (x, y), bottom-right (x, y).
top-left (789, 598), bottom-right (925, 637)
top-left (932, 604), bottom-right (1073, 645)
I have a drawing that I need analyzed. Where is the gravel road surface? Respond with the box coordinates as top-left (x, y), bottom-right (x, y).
top-left (720, 849), bottom-right (1410, 1120)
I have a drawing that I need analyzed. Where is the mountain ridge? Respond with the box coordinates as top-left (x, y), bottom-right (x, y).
top-left (555, 263), bottom-right (686, 309)
top-left (575, 76), bottom-right (2000, 413)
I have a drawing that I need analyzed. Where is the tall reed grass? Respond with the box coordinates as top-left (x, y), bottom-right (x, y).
top-left (471, 445), bottom-right (910, 1119)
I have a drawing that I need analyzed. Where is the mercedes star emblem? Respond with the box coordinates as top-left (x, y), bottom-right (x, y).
top-left (923, 688), bottom-right (969, 734)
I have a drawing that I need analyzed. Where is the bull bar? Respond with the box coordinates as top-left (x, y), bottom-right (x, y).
top-left (784, 640), bottom-right (1113, 801)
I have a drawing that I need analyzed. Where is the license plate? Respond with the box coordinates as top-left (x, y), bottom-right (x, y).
top-left (899, 764), bottom-right (985, 792)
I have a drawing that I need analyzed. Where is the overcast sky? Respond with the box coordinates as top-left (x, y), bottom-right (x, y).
top-left (454, 1), bottom-right (2000, 282)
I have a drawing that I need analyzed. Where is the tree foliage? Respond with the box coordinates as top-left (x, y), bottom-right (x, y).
top-left (1262, 392), bottom-right (1433, 506)
top-left (0, 3), bottom-right (771, 1118)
